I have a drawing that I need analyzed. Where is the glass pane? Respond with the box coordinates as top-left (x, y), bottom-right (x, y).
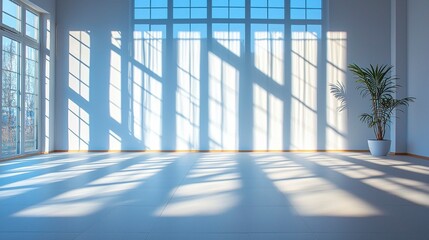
top-left (2, 89), bottom-right (18, 107)
top-left (191, 0), bottom-right (206, 7)
top-left (191, 24), bottom-right (207, 38)
top-left (173, 24), bottom-right (188, 38)
top-left (26, 60), bottom-right (37, 77)
top-left (25, 46), bottom-right (38, 83)
top-left (2, 124), bottom-right (17, 155)
top-left (2, 35), bottom-right (20, 105)
top-left (174, 8), bottom-right (190, 18)
top-left (26, 10), bottom-right (39, 41)
top-left (24, 116), bottom-right (37, 152)
top-left (26, 10), bottom-right (39, 29)
top-left (2, 34), bottom-right (20, 56)
top-left (2, 54), bottom-right (20, 72)
top-left (230, 8), bottom-right (245, 19)
top-left (25, 139), bottom-right (36, 152)
top-left (25, 94), bottom-right (37, 110)
top-left (2, 36), bottom-right (20, 111)
top-left (307, 9), bottom-right (322, 19)
top-left (291, 9), bottom-right (306, 19)
top-left (269, 0), bottom-right (283, 8)
top-left (212, 7), bottom-right (228, 18)
top-left (2, 0), bottom-right (21, 32)
top-left (191, 8), bottom-right (206, 18)
top-left (24, 46), bottom-right (39, 152)
top-left (269, 8), bottom-right (284, 19)
top-left (152, 0), bottom-right (167, 8)
top-left (151, 8), bottom-right (167, 19)
top-left (230, 0), bottom-right (245, 7)
top-left (135, 8), bottom-right (150, 19)
top-left (213, 0), bottom-right (228, 7)
top-left (3, 14), bottom-right (20, 32)
top-left (251, 8), bottom-right (267, 19)
top-left (1, 71), bottom-right (18, 91)
top-left (291, 0), bottom-right (305, 8)
top-left (307, 24), bottom-right (322, 38)
top-left (26, 26), bottom-right (37, 41)
top-left (174, 0), bottom-right (189, 7)
top-left (135, 0), bottom-right (150, 8)
top-left (25, 76), bottom-right (37, 94)
top-left (251, 0), bottom-right (267, 7)
top-left (307, 0), bottom-right (322, 8)
top-left (291, 24), bottom-right (306, 33)
top-left (2, 107), bottom-right (17, 125)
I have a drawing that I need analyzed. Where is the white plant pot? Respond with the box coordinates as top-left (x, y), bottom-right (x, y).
top-left (368, 139), bottom-right (391, 156)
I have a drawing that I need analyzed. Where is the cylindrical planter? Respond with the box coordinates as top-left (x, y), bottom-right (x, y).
top-left (368, 139), bottom-right (391, 156)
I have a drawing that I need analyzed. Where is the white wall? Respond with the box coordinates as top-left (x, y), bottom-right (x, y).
top-left (54, 0), bottom-right (392, 151)
top-left (390, 0), bottom-right (408, 154)
top-left (55, 0), bottom-right (131, 151)
top-left (407, 0), bottom-right (429, 157)
top-left (327, 0), bottom-right (392, 150)
top-left (27, 0), bottom-right (54, 14)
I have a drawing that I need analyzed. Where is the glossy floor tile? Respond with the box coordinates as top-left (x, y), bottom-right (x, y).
top-left (0, 152), bottom-right (428, 240)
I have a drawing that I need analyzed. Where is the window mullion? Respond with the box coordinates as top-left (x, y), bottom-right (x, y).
top-left (0, 36), bottom-right (2, 155)
top-left (37, 13), bottom-right (42, 151)
top-left (19, 3), bottom-right (25, 154)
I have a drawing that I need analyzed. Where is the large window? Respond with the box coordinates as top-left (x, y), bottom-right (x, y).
top-left (1, 0), bottom-right (40, 157)
top-left (173, 0), bottom-right (207, 19)
top-left (251, 0), bottom-right (284, 19)
top-left (213, 0), bottom-right (245, 19)
top-left (290, 0), bottom-right (322, 20)
top-left (132, 0), bottom-right (323, 150)
top-left (134, 0), bottom-right (168, 19)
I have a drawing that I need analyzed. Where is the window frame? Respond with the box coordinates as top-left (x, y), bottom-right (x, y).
top-left (0, 0), bottom-right (41, 158)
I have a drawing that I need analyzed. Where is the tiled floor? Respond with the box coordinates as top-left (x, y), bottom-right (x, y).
top-left (0, 152), bottom-right (429, 240)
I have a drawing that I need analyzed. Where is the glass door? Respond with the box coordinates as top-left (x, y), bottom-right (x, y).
top-left (1, 0), bottom-right (40, 157)
top-left (24, 45), bottom-right (39, 152)
top-left (1, 35), bottom-right (20, 156)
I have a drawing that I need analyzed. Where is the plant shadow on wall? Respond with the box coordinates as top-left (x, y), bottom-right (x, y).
top-left (330, 64), bottom-right (415, 156)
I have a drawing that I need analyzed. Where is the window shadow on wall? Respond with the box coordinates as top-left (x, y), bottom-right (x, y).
top-left (62, 0), bottom-right (351, 151)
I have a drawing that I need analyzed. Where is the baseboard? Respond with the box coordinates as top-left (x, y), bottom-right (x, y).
top-left (51, 149), bottom-right (370, 153)
top-left (46, 150), bottom-right (429, 160)
top-left (4, 150), bottom-right (428, 162)
top-left (391, 152), bottom-right (408, 155)
top-left (404, 153), bottom-right (429, 161)
top-left (42, 151), bottom-right (55, 154)
top-left (0, 152), bottom-right (43, 162)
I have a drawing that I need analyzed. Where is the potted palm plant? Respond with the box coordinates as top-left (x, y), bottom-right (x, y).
top-left (330, 64), bottom-right (415, 156)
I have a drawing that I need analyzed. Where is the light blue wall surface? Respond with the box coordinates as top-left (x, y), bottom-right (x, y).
top-left (390, 0), bottom-right (409, 154)
top-left (54, 0), bottom-right (392, 151)
top-left (27, 0), bottom-right (55, 14)
top-left (407, 0), bottom-right (429, 157)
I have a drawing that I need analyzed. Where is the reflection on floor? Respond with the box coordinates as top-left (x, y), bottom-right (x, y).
top-left (0, 152), bottom-right (429, 240)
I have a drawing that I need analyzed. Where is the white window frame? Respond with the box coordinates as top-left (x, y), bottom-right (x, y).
top-left (0, 0), bottom-right (41, 158)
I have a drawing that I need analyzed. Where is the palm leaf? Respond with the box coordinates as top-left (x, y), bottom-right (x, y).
top-left (329, 81), bottom-right (347, 111)
top-left (328, 63), bottom-right (415, 140)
